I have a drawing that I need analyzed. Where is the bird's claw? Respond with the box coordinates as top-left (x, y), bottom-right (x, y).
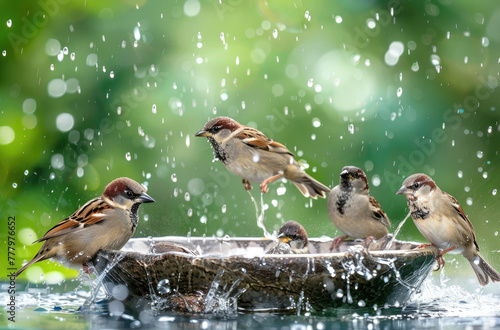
top-left (82, 263), bottom-right (94, 276)
top-left (242, 179), bottom-right (252, 191)
top-left (259, 182), bottom-right (269, 193)
top-left (329, 235), bottom-right (348, 252)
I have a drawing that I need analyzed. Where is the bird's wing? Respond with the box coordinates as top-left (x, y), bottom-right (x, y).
top-left (444, 191), bottom-right (479, 250)
top-left (369, 196), bottom-right (391, 227)
top-left (238, 126), bottom-right (295, 156)
top-left (33, 198), bottom-right (110, 243)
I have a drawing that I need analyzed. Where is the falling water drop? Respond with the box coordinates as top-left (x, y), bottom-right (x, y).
top-left (171, 173), bottom-right (177, 182)
top-left (125, 152), bottom-right (131, 161)
top-left (157, 279), bottom-right (171, 294)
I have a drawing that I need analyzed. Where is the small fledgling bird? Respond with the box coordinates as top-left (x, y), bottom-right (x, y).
top-left (194, 117), bottom-right (330, 199)
top-left (14, 177), bottom-right (155, 277)
top-left (397, 173), bottom-right (500, 286)
top-left (328, 166), bottom-right (391, 251)
top-left (266, 220), bottom-right (309, 254)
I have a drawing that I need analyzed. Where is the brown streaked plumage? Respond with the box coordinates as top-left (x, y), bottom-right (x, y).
top-left (266, 220), bottom-right (309, 254)
top-left (397, 173), bottom-right (500, 286)
top-left (195, 116), bottom-right (330, 199)
top-left (328, 166), bottom-right (391, 251)
top-left (14, 177), bottom-right (155, 277)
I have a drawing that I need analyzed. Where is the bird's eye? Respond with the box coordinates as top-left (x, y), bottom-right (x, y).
top-left (125, 190), bottom-right (134, 198)
top-left (212, 125), bottom-right (222, 133)
top-left (411, 182), bottom-right (421, 189)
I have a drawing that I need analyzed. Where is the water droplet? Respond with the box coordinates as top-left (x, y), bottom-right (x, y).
top-left (458, 170), bottom-right (463, 178)
top-left (6, 19), bottom-right (12, 27)
top-left (200, 215), bottom-right (207, 224)
top-left (483, 172), bottom-right (488, 179)
top-left (348, 124), bottom-right (354, 134)
top-left (125, 152), bottom-right (131, 161)
top-left (272, 29), bottom-right (278, 39)
top-left (492, 189), bottom-right (497, 196)
top-left (12, 183), bottom-right (17, 188)
top-left (466, 197), bottom-right (473, 205)
top-left (312, 118), bottom-right (321, 128)
top-left (372, 175), bottom-right (381, 187)
top-left (277, 186), bottom-right (286, 195)
top-left (184, 192), bottom-right (190, 201)
top-left (187, 208), bottom-right (193, 217)
top-left (110, 71), bottom-right (114, 78)
top-left (396, 87), bottom-right (403, 97)
top-left (2, 50), bottom-right (6, 56)
top-left (24, 170), bottom-right (29, 176)
top-left (171, 173), bottom-right (177, 182)
top-left (157, 279), bottom-right (171, 294)
top-left (476, 151), bottom-right (483, 158)
top-left (221, 204), bottom-right (227, 213)
top-left (185, 135), bottom-right (190, 148)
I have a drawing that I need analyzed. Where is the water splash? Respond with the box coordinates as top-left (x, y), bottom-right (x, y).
top-left (82, 252), bottom-right (126, 311)
top-left (385, 211), bottom-right (412, 250)
top-left (247, 190), bottom-right (273, 239)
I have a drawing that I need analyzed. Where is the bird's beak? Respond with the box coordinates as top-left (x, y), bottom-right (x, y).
top-left (277, 235), bottom-right (290, 244)
top-left (135, 192), bottom-right (155, 203)
top-left (194, 130), bottom-right (211, 137)
top-left (396, 186), bottom-right (409, 195)
top-left (340, 170), bottom-right (352, 180)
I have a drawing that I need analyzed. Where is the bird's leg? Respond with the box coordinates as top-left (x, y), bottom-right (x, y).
top-left (330, 235), bottom-right (348, 252)
top-left (434, 246), bottom-right (457, 271)
top-left (259, 173), bottom-right (283, 193)
top-left (242, 179), bottom-right (252, 191)
top-left (82, 263), bottom-right (94, 276)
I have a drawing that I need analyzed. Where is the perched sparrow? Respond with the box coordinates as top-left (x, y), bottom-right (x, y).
top-left (14, 177), bottom-right (155, 277)
top-left (397, 173), bottom-right (500, 286)
top-left (194, 116), bottom-right (329, 199)
top-left (328, 166), bottom-right (391, 250)
top-left (266, 220), bottom-right (309, 254)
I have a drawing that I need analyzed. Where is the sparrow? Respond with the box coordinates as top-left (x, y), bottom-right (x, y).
top-left (266, 220), bottom-right (309, 254)
top-left (328, 166), bottom-right (391, 251)
top-left (14, 177), bottom-right (155, 277)
top-left (397, 173), bottom-right (500, 286)
top-left (194, 116), bottom-right (330, 199)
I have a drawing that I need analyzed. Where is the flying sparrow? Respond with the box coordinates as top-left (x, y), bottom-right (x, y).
top-left (266, 220), bottom-right (309, 254)
top-left (328, 166), bottom-right (391, 251)
top-left (194, 116), bottom-right (330, 199)
top-left (397, 173), bottom-right (500, 286)
top-left (14, 177), bottom-right (155, 277)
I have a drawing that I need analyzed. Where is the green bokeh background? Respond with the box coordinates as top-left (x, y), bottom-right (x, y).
top-left (1, 0), bottom-right (499, 282)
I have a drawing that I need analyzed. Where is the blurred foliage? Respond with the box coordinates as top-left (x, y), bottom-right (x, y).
top-left (0, 0), bottom-right (499, 281)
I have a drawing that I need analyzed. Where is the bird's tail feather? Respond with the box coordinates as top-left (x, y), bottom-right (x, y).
top-left (469, 254), bottom-right (500, 286)
top-left (292, 173), bottom-right (330, 199)
top-left (13, 254), bottom-right (46, 278)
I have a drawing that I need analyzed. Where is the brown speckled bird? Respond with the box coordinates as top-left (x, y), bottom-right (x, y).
top-left (195, 116), bottom-right (330, 199)
top-left (397, 173), bottom-right (500, 286)
top-left (14, 177), bottom-right (155, 277)
top-left (266, 220), bottom-right (309, 254)
top-left (328, 166), bottom-right (391, 251)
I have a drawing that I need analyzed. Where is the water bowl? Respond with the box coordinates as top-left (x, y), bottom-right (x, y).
top-left (93, 235), bottom-right (438, 313)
